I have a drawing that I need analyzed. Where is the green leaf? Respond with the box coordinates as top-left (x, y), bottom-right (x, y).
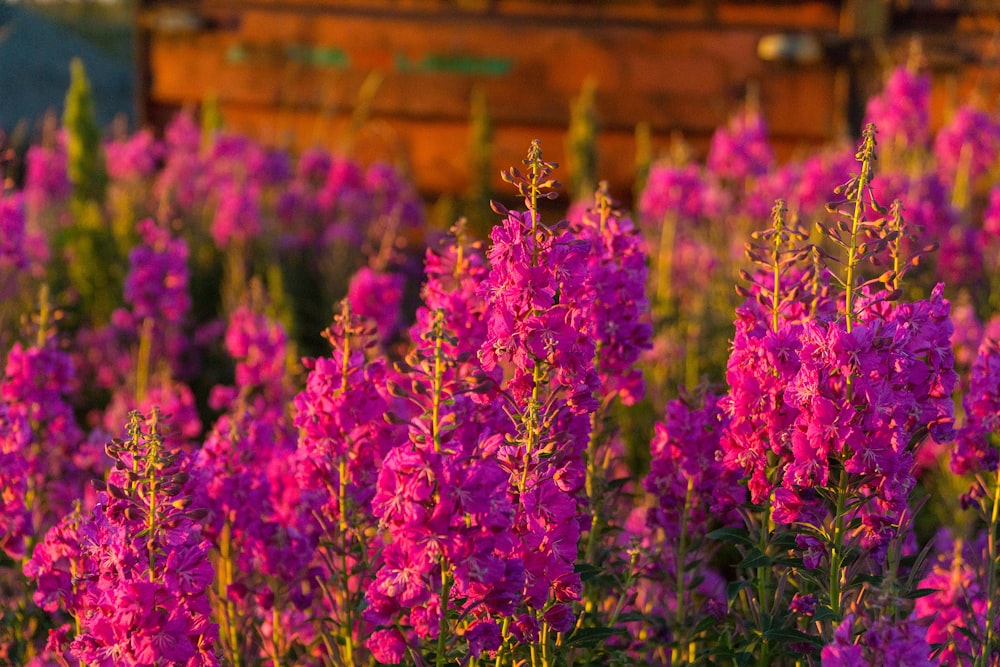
top-left (707, 527), bottom-right (754, 546)
top-left (607, 477), bottom-right (632, 491)
top-left (565, 626), bottom-right (622, 648)
top-left (738, 548), bottom-right (772, 569)
top-left (683, 557), bottom-right (704, 572)
top-left (763, 627), bottom-right (824, 647)
top-left (812, 604), bottom-right (836, 622)
top-left (692, 615), bottom-right (719, 634)
top-left (848, 573), bottom-right (882, 588)
top-left (903, 587), bottom-right (940, 600)
top-left (575, 563), bottom-right (604, 583)
top-left (614, 611), bottom-right (646, 623)
top-left (727, 579), bottom-right (752, 602)
top-left (770, 532), bottom-right (800, 549)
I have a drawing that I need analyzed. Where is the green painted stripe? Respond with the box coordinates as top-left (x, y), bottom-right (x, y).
top-left (285, 44), bottom-right (350, 68)
top-left (396, 51), bottom-right (512, 76)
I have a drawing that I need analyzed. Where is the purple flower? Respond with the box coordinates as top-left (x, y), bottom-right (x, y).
top-left (0, 401), bottom-right (30, 559)
top-left (347, 266), bottom-right (404, 345)
top-left (368, 628), bottom-right (407, 664)
top-left (105, 129), bottom-right (163, 180)
top-left (706, 107), bottom-right (774, 182)
top-left (24, 140), bottom-right (71, 207)
top-left (30, 411), bottom-right (219, 666)
top-left (934, 105), bottom-right (1000, 187)
top-left (638, 163), bottom-right (706, 228)
top-left (952, 336), bottom-right (1000, 476)
top-left (211, 182), bottom-right (262, 248)
top-left (572, 191), bottom-right (653, 406)
top-left (646, 392), bottom-right (744, 540)
top-left (863, 65), bottom-right (931, 153)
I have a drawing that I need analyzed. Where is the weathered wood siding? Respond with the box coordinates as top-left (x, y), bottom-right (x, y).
top-left (136, 0), bottom-right (997, 197)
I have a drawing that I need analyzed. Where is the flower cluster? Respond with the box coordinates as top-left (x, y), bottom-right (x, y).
top-left (478, 147), bottom-right (597, 632)
top-left (934, 105), bottom-right (1000, 188)
top-left (27, 410), bottom-right (218, 666)
top-left (821, 612), bottom-right (932, 667)
top-left (914, 534), bottom-right (998, 666)
top-left (951, 336), bottom-right (1000, 476)
top-left (706, 105), bottom-right (775, 182)
top-left (863, 65), bottom-right (931, 154)
top-left (292, 301), bottom-right (402, 663)
top-left (573, 185), bottom-right (652, 406)
top-left (0, 401), bottom-right (30, 559)
top-left (1, 316), bottom-right (87, 544)
top-left (646, 392), bottom-right (743, 541)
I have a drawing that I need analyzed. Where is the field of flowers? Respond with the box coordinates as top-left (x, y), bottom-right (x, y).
top-left (4, 55), bottom-right (1000, 667)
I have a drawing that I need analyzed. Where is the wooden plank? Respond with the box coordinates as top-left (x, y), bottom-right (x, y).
top-left (186, 0), bottom-right (841, 31)
top-left (146, 16), bottom-right (839, 136)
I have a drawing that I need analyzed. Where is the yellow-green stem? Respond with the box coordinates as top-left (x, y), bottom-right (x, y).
top-left (339, 304), bottom-right (352, 394)
top-left (146, 411), bottom-right (160, 578)
top-left (845, 135), bottom-right (875, 335)
top-left (771, 210), bottom-right (783, 333)
top-left (136, 317), bottom-right (154, 403)
top-left (540, 618), bottom-right (551, 667)
top-left (340, 533), bottom-right (356, 665)
top-left (952, 142), bottom-right (972, 211)
top-left (337, 457), bottom-right (356, 663)
top-left (494, 617), bottom-right (511, 667)
top-left (518, 363), bottom-right (546, 497)
top-left (271, 605), bottom-right (283, 667)
top-left (219, 519), bottom-right (242, 667)
top-left (432, 312), bottom-right (445, 453)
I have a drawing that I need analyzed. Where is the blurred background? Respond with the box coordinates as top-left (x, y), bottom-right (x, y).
top-left (1, 0), bottom-right (997, 202)
top-left (0, 0), bottom-right (133, 125)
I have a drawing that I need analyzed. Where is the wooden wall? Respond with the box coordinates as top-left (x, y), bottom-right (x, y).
top-left (136, 0), bottom-right (998, 198)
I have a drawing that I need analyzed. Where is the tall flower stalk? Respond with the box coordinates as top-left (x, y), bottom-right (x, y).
top-left (718, 123), bottom-right (956, 663)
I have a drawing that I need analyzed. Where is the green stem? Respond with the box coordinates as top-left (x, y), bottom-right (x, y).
top-left (671, 477), bottom-right (695, 665)
top-left (584, 408), bottom-right (602, 565)
top-left (828, 470), bottom-right (849, 624)
top-left (655, 213), bottom-right (677, 321)
top-left (756, 496), bottom-right (772, 667)
top-left (437, 564), bottom-right (452, 667)
top-left (136, 317), bottom-right (154, 403)
top-left (980, 465), bottom-right (1000, 667)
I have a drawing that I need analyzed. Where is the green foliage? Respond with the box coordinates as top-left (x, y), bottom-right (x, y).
top-left (464, 85), bottom-right (495, 239)
top-left (201, 94), bottom-right (224, 149)
top-left (566, 79), bottom-right (599, 203)
top-left (63, 57), bottom-right (107, 207)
